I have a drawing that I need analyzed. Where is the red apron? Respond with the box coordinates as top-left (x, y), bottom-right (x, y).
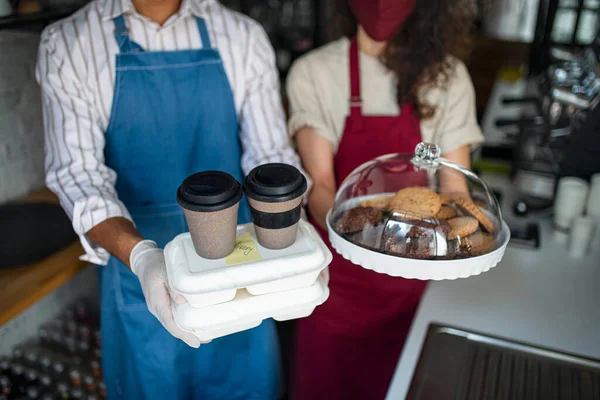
top-left (291, 38), bottom-right (428, 400)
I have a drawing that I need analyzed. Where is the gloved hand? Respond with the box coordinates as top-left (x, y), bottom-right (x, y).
top-left (130, 240), bottom-right (202, 348)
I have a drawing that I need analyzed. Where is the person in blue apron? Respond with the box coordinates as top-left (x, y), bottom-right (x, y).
top-left (37, 0), bottom-right (306, 398)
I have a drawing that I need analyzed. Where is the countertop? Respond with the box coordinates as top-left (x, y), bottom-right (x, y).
top-left (0, 189), bottom-right (86, 326)
top-left (386, 177), bottom-right (600, 399)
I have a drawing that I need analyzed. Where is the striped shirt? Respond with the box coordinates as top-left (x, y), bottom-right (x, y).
top-left (36, 0), bottom-right (306, 265)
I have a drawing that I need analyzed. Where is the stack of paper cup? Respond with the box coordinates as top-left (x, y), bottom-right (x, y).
top-left (553, 177), bottom-right (589, 242)
top-left (585, 173), bottom-right (600, 248)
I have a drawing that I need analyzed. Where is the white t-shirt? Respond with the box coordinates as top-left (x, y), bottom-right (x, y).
top-left (286, 37), bottom-right (484, 155)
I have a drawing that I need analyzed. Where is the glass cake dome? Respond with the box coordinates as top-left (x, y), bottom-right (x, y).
top-left (326, 142), bottom-right (511, 280)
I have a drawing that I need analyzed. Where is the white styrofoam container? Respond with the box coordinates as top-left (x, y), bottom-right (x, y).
top-left (173, 273), bottom-right (330, 342)
top-left (164, 220), bottom-right (332, 308)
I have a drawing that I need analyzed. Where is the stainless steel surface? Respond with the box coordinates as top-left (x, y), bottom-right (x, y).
top-left (482, 0), bottom-right (539, 42)
top-left (407, 325), bottom-right (600, 400)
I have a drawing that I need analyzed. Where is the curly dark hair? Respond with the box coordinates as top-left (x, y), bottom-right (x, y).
top-left (330, 0), bottom-right (476, 120)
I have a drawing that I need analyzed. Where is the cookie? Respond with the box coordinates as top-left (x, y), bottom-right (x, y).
top-left (335, 207), bottom-right (383, 234)
top-left (405, 218), bottom-right (450, 238)
top-left (359, 195), bottom-right (392, 210)
top-left (439, 194), bottom-right (455, 205)
top-left (440, 239), bottom-right (470, 260)
top-left (447, 217), bottom-right (479, 239)
top-left (461, 232), bottom-right (497, 257)
top-left (474, 199), bottom-right (488, 209)
top-left (436, 205), bottom-right (457, 220)
top-left (404, 236), bottom-right (436, 260)
top-left (389, 187), bottom-right (441, 217)
top-left (454, 197), bottom-right (496, 233)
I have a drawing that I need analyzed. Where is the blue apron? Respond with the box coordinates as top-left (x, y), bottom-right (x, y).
top-left (100, 15), bottom-right (280, 400)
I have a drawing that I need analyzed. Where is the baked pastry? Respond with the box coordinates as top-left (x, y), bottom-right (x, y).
top-left (439, 194), bottom-right (455, 205)
top-left (335, 207), bottom-right (383, 234)
top-left (436, 205), bottom-right (457, 220)
top-left (389, 187), bottom-right (441, 217)
top-left (460, 231), bottom-right (496, 257)
top-left (359, 195), bottom-right (392, 210)
top-left (447, 217), bottom-right (479, 239)
top-left (454, 197), bottom-right (496, 233)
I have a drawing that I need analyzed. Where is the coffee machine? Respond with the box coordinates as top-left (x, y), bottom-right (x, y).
top-left (510, 47), bottom-right (599, 209)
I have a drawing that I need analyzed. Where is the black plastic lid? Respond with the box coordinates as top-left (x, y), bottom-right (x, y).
top-left (177, 171), bottom-right (242, 212)
top-left (243, 163), bottom-right (307, 203)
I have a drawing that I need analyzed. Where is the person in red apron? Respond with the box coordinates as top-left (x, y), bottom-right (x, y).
top-left (285, 0), bottom-right (484, 398)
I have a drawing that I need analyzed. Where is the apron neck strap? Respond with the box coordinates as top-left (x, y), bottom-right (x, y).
top-left (112, 16), bottom-right (212, 52)
top-left (195, 17), bottom-right (212, 48)
top-left (349, 37), bottom-right (362, 114)
top-left (113, 15), bottom-right (145, 53)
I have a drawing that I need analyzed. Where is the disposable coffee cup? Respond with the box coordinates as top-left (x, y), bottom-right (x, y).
top-left (553, 177), bottom-right (589, 233)
top-left (243, 164), bottom-right (307, 249)
top-left (569, 216), bottom-right (595, 258)
top-left (177, 171), bottom-right (243, 259)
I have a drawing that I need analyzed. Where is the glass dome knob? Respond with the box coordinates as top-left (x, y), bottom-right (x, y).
top-left (412, 142), bottom-right (441, 167)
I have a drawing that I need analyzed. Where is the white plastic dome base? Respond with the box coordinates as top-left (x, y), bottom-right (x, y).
top-left (327, 210), bottom-right (510, 281)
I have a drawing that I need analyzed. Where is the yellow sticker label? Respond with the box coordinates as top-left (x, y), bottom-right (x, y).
top-left (225, 232), bottom-right (262, 266)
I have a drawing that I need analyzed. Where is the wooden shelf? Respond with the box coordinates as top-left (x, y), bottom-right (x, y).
top-left (0, 189), bottom-right (86, 326)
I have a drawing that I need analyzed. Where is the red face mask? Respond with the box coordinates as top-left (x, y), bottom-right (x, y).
top-left (349, 0), bottom-right (416, 41)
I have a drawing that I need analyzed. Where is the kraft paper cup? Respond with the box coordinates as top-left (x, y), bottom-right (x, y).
top-left (553, 177), bottom-right (589, 235)
top-left (177, 171), bottom-right (243, 259)
top-left (244, 164), bottom-right (307, 250)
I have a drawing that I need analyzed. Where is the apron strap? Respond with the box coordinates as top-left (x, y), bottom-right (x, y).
top-left (349, 37), bottom-right (362, 116)
top-left (195, 17), bottom-right (212, 48)
top-left (113, 15), bottom-right (145, 53)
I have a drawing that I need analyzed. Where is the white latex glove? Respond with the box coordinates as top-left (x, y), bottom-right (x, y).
top-left (130, 240), bottom-right (201, 348)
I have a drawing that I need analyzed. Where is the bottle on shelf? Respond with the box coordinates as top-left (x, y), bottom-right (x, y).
top-left (51, 362), bottom-right (66, 378)
top-left (24, 351), bottom-right (38, 368)
top-left (64, 337), bottom-right (77, 354)
top-left (89, 361), bottom-right (100, 379)
top-left (92, 331), bottom-right (100, 348)
top-left (68, 369), bottom-right (81, 387)
top-left (39, 356), bottom-right (52, 374)
top-left (55, 381), bottom-right (70, 400)
top-left (96, 382), bottom-right (106, 399)
top-left (70, 387), bottom-right (84, 399)
top-left (67, 321), bottom-right (79, 337)
top-left (0, 358), bottom-right (10, 374)
top-left (78, 327), bottom-right (90, 343)
top-left (82, 376), bottom-right (95, 393)
top-left (25, 385), bottom-right (40, 399)
top-left (24, 369), bottom-right (38, 388)
top-left (38, 374), bottom-right (52, 391)
top-left (10, 363), bottom-right (26, 393)
top-left (39, 328), bottom-right (51, 347)
top-left (50, 332), bottom-right (65, 353)
top-left (77, 341), bottom-right (89, 355)
top-left (0, 375), bottom-right (12, 396)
